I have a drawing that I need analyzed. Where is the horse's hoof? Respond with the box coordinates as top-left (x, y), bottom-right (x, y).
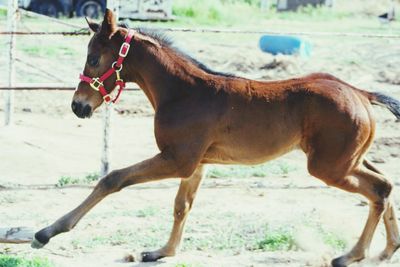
top-left (31, 230), bottom-right (50, 249)
top-left (379, 251), bottom-right (390, 261)
top-left (31, 238), bottom-right (45, 249)
top-left (378, 243), bottom-right (400, 261)
top-left (140, 251), bottom-right (164, 262)
top-left (331, 257), bottom-right (347, 267)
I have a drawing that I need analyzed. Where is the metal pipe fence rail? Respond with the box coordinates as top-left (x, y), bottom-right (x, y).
top-left (0, 85), bottom-right (141, 91)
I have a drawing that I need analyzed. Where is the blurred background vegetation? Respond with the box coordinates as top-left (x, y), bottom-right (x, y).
top-left (170, 0), bottom-right (400, 26)
top-left (1, 0), bottom-right (399, 32)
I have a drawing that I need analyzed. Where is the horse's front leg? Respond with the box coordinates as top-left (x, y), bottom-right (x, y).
top-left (141, 165), bottom-right (205, 262)
top-left (31, 151), bottom-right (200, 249)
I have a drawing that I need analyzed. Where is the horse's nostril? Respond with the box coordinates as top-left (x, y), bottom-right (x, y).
top-left (72, 101), bottom-right (83, 115)
top-left (71, 101), bottom-right (91, 118)
top-left (82, 104), bottom-right (92, 117)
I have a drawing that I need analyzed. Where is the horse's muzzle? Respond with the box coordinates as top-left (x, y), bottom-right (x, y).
top-left (71, 100), bottom-right (92, 118)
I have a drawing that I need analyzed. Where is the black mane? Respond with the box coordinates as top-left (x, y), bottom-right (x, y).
top-left (120, 24), bottom-right (235, 78)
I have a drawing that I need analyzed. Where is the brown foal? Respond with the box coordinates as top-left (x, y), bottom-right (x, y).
top-left (32, 10), bottom-right (400, 267)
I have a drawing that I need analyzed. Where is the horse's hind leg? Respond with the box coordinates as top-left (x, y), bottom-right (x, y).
top-left (322, 166), bottom-right (393, 267)
top-left (141, 165), bottom-right (205, 262)
top-left (379, 201), bottom-right (400, 260)
top-left (363, 159), bottom-right (400, 260)
top-left (307, 148), bottom-right (393, 266)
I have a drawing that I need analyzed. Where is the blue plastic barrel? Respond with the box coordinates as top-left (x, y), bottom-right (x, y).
top-left (259, 35), bottom-right (312, 57)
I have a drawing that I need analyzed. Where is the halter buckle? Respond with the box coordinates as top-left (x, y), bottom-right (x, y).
top-left (119, 42), bottom-right (130, 57)
top-left (103, 94), bottom-right (112, 103)
top-left (90, 78), bottom-right (103, 91)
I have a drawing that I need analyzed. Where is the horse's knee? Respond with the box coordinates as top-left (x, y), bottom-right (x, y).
top-left (174, 198), bottom-right (191, 221)
top-left (97, 170), bottom-right (124, 193)
top-left (374, 178), bottom-right (393, 200)
top-left (371, 180), bottom-right (392, 213)
top-left (352, 167), bottom-right (393, 203)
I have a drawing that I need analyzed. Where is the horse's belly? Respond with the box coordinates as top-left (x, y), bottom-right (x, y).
top-left (202, 131), bottom-right (301, 165)
top-left (202, 95), bottom-right (303, 165)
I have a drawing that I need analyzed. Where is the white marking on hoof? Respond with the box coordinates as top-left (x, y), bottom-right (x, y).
top-left (31, 238), bottom-right (45, 249)
top-left (136, 252), bottom-right (143, 262)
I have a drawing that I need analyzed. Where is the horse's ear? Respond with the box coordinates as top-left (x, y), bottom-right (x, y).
top-left (85, 17), bottom-right (100, 32)
top-left (100, 8), bottom-right (118, 38)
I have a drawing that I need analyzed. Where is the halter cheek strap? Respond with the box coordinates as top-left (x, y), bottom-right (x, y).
top-left (79, 29), bottom-right (135, 104)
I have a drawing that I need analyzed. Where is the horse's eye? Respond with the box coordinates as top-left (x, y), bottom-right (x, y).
top-left (87, 55), bottom-right (99, 67)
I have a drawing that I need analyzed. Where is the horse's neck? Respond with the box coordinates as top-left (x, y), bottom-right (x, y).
top-left (126, 41), bottom-right (211, 110)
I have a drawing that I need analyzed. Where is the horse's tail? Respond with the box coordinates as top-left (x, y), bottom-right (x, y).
top-left (368, 92), bottom-right (400, 120)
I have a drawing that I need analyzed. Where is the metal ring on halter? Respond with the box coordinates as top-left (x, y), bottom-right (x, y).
top-left (112, 61), bottom-right (123, 71)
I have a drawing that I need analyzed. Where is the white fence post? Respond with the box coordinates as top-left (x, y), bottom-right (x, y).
top-left (101, 0), bottom-right (120, 176)
top-left (4, 0), bottom-right (18, 126)
top-left (100, 105), bottom-right (111, 176)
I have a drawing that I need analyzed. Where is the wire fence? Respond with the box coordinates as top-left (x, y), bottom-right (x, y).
top-left (1, 28), bottom-right (400, 38)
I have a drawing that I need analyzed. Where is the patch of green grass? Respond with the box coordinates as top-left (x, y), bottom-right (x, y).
top-left (270, 4), bottom-right (348, 21)
top-left (172, 0), bottom-right (259, 26)
top-left (299, 219), bottom-right (348, 251)
top-left (21, 46), bottom-right (41, 56)
top-left (0, 254), bottom-right (53, 267)
top-left (83, 172), bottom-right (100, 182)
top-left (320, 229), bottom-right (347, 251)
top-left (56, 176), bottom-right (80, 187)
top-left (171, 0), bottom-right (386, 27)
top-left (0, 9), bottom-right (6, 17)
top-left (56, 172), bottom-right (100, 187)
top-left (182, 213), bottom-right (299, 252)
top-left (207, 161), bottom-right (296, 178)
top-left (256, 226), bottom-right (297, 251)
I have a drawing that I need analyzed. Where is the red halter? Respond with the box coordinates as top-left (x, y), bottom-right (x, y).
top-left (79, 29), bottom-right (135, 103)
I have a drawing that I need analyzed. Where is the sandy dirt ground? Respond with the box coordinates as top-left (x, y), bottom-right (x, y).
top-left (1, 22), bottom-right (400, 267)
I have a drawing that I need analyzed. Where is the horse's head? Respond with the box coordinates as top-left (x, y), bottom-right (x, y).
top-left (72, 9), bottom-right (128, 118)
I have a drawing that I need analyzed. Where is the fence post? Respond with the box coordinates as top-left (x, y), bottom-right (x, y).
top-left (4, 0), bottom-right (18, 126)
top-left (101, 0), bottom-right (120, 176)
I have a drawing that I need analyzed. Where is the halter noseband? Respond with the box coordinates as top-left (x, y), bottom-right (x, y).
top-left (79, 29), bottom-right (135, 104)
